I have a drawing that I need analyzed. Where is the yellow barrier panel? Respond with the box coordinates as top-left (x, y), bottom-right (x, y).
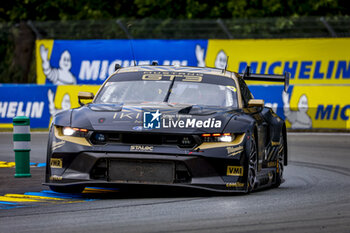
top-left (36, 40), bottom-right (54, 84)
top-left (285, 86), bottom-right (350, 129)
top-left (206, 38), bottom-right (350, 85)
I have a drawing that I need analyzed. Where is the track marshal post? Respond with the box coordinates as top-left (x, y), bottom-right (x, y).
top-left (13, 116), bottom-right (31, 178)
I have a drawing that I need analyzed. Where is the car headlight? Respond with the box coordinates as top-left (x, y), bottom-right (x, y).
top-left (62, 127), bottom-right (75, 136)
top-left (62, 127), bottom-right (88, 137)
top-left (218, 134), bottom-right (233, 142)
top-left (201, 133), bottom-right (235, 142)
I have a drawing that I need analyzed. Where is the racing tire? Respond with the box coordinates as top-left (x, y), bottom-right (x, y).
top-left (49, 185), bottom-right (85, 194)
top-left (247, 135), bottom-right (258, 193)
top-left (45, 125), bottom-right (54, 183)
top-left (273, 135), bottom-right (285, 188)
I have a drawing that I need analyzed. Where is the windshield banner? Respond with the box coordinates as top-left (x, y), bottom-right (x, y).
top-left (35, 39), bottom-right (208, 85)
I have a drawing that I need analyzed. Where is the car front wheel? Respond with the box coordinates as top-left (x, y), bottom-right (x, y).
top-left (247, 135), bottom-right (257, 193)
top-left (274, 135), bottom-right (285, 188)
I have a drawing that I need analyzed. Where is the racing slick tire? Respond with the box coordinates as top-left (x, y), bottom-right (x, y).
top-left (273, 135), bottom-right (285, 188)
top-left (247, 135), bottom-right (258, 193)
top-left (45, 125), bottom-right (53, 183)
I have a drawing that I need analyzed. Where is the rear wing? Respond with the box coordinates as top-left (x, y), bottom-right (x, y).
top-left (239, 66), bottom-right (290, 92)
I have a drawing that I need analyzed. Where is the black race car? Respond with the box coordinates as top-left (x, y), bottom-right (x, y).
top-left (44, 65), bottom-right (289, 194)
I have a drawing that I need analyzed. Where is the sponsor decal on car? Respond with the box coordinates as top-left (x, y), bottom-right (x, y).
top-left (50, 175), bottom-right (63, 181)
top-left (163, 117), bottom-right (221, 128)
top-left (227, 146), bottom-right (243, 157)
top-left (132, 126), bottom-right (143, 131)
top-left (227, 166), bottom-right (244, 176)
top-left (50, 158), bottom-right (63, 168)
top-left (142, 71), bottom-right (203, 82)
top-left (226, 182), bottom-right (245, 188)
top-left (143, 110), bottom-right (222, 129)
top-left (130, 145), bottom-right (154, 152)
top-left (143, 110), bottom-right (162, 129)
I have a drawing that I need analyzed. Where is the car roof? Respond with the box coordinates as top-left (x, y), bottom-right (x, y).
top-left (115, 65), bottom-right (239, 81)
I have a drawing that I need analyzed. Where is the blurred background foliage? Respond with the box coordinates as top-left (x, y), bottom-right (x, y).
top-left (0, 0), bottom-right (349, 83)
top-left (2, 0), bottom-right (349, 21)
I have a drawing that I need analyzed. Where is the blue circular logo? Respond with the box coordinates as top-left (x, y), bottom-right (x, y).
top-left (132, 126), bottom-right (143, 131)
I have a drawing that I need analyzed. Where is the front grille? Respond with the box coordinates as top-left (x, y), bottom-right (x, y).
top-left (90, 132), bottom-right (199, 148)
top-left (109, 159), bottom-right (175, 184)
top-left (90, 159), bottom-right (191, 184)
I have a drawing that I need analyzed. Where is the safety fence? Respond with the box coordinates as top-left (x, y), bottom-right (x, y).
top-left (27, 17), bottom-right (350, 39)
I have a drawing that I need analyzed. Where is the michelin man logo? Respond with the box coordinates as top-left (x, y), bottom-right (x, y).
top-left (143, 110), bottom-right (161, 129)
top-left (215, 50), bottom-right (228, 69)
top-left (195, 44), bottom-right (206, 67)
top-left (40, 45), bottom-right (77, 85)
top-left (48, 89), bottom-right (71, 116)
top-left (282, 91), bottom-right (312, 129)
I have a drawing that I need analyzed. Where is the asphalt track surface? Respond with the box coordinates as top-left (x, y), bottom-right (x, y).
top-left (0, 132), bottom-right (349, 233)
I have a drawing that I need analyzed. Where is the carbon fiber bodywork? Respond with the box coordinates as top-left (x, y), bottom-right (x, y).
top-left (44, 66), bottom-right (287, 193)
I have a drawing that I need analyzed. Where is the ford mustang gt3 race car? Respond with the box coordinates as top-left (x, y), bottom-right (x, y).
top-left (44, 64), bottom-right (289, 194)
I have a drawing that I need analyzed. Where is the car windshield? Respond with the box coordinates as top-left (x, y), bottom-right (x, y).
top-left (94, 80), bottom-right (238, 108)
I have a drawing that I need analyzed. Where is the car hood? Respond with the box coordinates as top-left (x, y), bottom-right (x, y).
top-left (69, 103), bottom-right (240, 134)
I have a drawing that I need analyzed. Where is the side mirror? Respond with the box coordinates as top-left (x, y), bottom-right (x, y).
top-left (248, 99), bottom-right (264, 108)
top-left (78, 92), bottom-right (94, 106)
top-left (247, 99), bottom-right (264, 113)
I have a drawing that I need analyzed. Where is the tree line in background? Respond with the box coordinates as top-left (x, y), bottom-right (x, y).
top-left (1, 0), bottom-right (350, 21)
top-left (0, 0), bottom-right (349, 83)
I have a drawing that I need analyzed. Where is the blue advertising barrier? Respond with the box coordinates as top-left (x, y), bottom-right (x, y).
top-left (0, 85), bottom-right (56, 128)
top-left (250, 85), bottom-right (293, 119)
top-left (36, 39), bottom-right (208, 85)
